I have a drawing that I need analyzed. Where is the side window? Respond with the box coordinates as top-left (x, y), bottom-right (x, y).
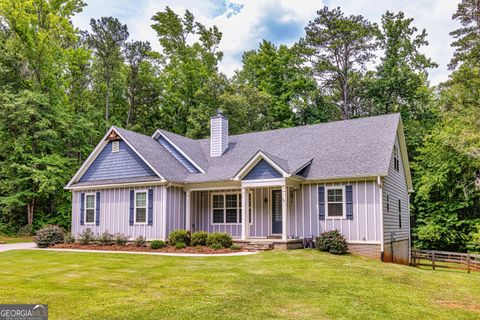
top-left (135, 191), bottom-right (147, 224)
top-left (326, 187), bottom-right (344, 218)
top-left (85, 194), bottom-right (95, 224)
top-left (398, 199), bottom-right (402, 229)
top-left (393, 145), bottom-right (400, 172)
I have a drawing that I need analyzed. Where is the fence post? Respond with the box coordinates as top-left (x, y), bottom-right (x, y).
top-left (467, 254), bottom-right (470, 274)
top-left (432, 251), bottom-right (435, 270)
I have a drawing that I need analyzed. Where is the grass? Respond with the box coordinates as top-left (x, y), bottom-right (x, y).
top-left (0, 250), bottom-right (479, 319)
top-left (0, 235), bottom-right (33, 243)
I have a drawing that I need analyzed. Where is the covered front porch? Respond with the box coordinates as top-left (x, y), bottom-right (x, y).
top-left (184, 178), bottom-right (302, 243)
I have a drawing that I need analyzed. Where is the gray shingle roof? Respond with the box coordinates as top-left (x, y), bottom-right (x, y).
top-left (111, 113), bottom-right (401, 184)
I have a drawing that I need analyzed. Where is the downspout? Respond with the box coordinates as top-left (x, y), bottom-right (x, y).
top-left (378, 176), bottom-right (385, 260)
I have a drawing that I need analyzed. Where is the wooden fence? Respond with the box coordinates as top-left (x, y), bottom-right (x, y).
top-left (411, 249), bottom-right (480, 273)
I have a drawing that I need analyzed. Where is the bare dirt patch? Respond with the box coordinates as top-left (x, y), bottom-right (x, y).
top-left (52, 243), bottom-right (242, 254)
top-left (436, 300), bottom-right (480, 313)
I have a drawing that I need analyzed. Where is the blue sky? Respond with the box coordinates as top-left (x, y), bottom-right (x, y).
top-left (72, 0), bottom-right (460, 85)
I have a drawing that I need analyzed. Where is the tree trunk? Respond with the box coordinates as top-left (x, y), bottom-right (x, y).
top-left (105, 89), bottom-right (109, 124)
top-left (26, 198), bottom-right (35, 225)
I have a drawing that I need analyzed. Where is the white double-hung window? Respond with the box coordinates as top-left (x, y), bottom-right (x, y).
top-left (85, 193), bottom-right (96, 224)
top-left (135, 191), bottom-right (147, 224)
top-left (326, 186), bottom-right (345, 218)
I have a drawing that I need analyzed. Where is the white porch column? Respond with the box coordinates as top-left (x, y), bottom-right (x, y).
top-left (241, 187), bottom-right (250, 240)
top-left (185, 190), bottom-right (191, 231)
top-left (282, 185), bottom-right (288, 241)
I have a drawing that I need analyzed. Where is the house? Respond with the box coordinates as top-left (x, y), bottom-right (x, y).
top-left (65, 112), bottom-right (413, 264)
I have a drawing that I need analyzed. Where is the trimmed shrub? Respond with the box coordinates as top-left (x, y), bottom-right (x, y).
top-left (18, 224), bottom-right (35, 236)
top-left (34, 225), bottom-right (65, 248)
top-left (114, 233), bottom-right (128, 246)
top-left (64, 233), bottom-right (75, 244)
top-left (78, 228), bottom-right (95, 245)
top-left (229, 244), bottom-right (241, 250)
top-left (169, 229), bottom-right (191, 246)
top-left (134, 235), bottom-right (146, 247)
top-left (206, 232), bottom-right (232, 249)
top-left (151, 240), bottom-right (166, 249)
top-left (97, 231), bottom-right (114, 245)
top-left (175, 242), bottom-right (186, 249)
top-left (210, 243), bottom-right (222, 250)
top-left (191, 231), bottom-right (208, 246)
top-left (315, 230), bottom-right (347, 255)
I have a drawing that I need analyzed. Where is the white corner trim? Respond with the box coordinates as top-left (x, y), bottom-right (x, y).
top-left (233, 151), bottom-right (289, 180)
top-left (152, 129), bottom-right (205, 173)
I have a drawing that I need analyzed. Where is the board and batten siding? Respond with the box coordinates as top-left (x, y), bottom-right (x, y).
top-left (165, 186), bottom-right (186, 236)
top-left (291, 181), bottom-right (382, 242)
top-left (79, 140), bottom-right (156, 182)
top-left (71, 186), bottom-right (166, 240)
top-left (190, 181), bottom-right (382, 242)
top-left (382, 134), bottom-right (410, 243)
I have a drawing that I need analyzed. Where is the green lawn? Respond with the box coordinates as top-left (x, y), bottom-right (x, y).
top-left (0, 235), bottom-right (33, 243)
top-left (0, 250), bottom-right (479, 319)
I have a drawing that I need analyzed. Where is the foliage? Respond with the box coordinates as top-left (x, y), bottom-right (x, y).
top-left (97, 231), bottom-right (114, 245)
top-left (168, 229), bottom-right (191, 246)
top-left (210, 243), bottom-right (222, 250)
top-left (315, 230), bottom-right (348, 254)
top-left (301, 6), bottom-right (378, 119)
top-left (229, 244), bottom-right (241, 250)
top-left (150, 240), bottom-right (166, 249)
top-left (206, 232), bottom-right (232, 249)
top-left (190, 231), bottom-right (208, 246)
top-left (174, 242), bottom-right (186, 249)
top-left (114, 233), bottom-right (128, 246)
top-left (134, 235), bottom-right (146, 247)
top-left (468, 224), bottom-right (480, 253)
top-left (64, 233), bottom-right (75, 244)
top-left (78, 228), bottom-right (95, 245)
top-left (34, 225), bottom-right (65, 248)
top-left (18, 225), bottom-right (34, 236)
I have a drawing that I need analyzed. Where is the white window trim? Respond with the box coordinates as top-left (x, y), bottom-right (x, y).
top-left (393, 145), bottom-right (400, 171)
top-left (210, 191), bottom-right (253, 225)
top-left (134, 190), bottom-right (148, 225)
top-left (84, 192), bottom-right (96, 225)
top-left (325, 185), bottom-right (347, 220)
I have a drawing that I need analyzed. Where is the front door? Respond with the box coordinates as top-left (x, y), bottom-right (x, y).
top-left (271, 189), bottom-right (282, 234)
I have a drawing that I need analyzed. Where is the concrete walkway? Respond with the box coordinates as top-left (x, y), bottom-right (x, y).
top-left (0, 242), bottom-right (36, 252)
top-left (36, 248), bottom-right (258, 257)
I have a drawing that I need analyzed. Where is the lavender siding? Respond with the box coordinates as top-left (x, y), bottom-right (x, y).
top-left (79, 141), bottom-right (156, 182)
top-left (243, 160), bottom-right (282, 180)
top-left (190, 181), bottom-right (382, 242)
top-left (383, 134), bottom-right (410, 243)
top-left (165, 186), bottom-right (186, 236)
top-left (72, 186), bottom-right (166, 240)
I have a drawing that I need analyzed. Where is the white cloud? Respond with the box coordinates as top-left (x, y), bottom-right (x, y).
top-left (72, 0), bottom-right (461, 84)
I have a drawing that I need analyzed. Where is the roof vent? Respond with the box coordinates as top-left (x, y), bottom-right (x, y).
top-left (112, 141), bottom-right (119, 153)
top-left (210, 109), bottom-right (228, 157)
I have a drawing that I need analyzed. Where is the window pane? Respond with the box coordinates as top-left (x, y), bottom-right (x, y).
top-left (327, 189), bottom-right (342, 202)
top-left (136, 208), bottom-right (146, 223)
top-left (213, 195), bottom-right (224, 209)
top-left (136, 192), bottom-right (146, 207)
top-left (213, 209), bottom-right (224, 223)
top-left (86, 209), bottom-right (95, 223)
top-left (226, 194), bottom-right (237, 208)
top-left (328, 203), bottom-right (343, 217)
top-left (86, 195), bottom-right (95, 209)
top-left (226, 208), bottom-right (238, 223)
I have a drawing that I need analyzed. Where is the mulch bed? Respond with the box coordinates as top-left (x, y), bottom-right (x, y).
top-left (51, 243), bottom-right (242, 254)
